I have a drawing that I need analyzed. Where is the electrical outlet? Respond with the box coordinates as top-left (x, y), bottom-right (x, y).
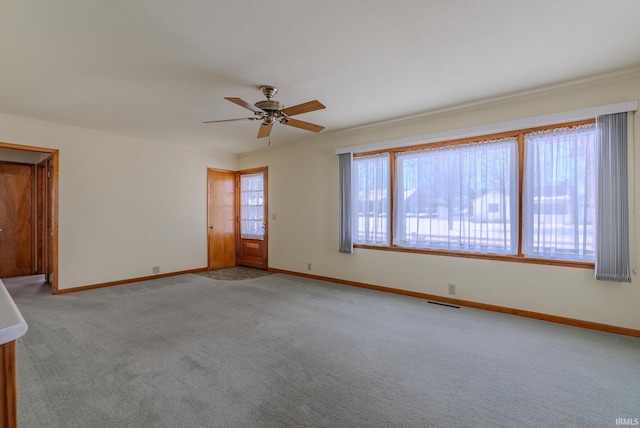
top-left (307, 263), bottom-right (312, 271)
top-left (448, 284), bottom-right (456, 295)
top-left (152, 266), bottom-right (160, 275)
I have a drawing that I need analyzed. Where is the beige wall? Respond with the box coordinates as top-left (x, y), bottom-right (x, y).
top-left (1, 71), bottom-right (638, 331)
top-left (0, 114), bottom-right (237, 289)
top-left (239, 71), bottom-right (640, 330)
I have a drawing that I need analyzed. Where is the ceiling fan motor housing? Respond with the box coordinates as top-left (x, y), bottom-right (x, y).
top-left (254, 99), bottom-right (285, 112)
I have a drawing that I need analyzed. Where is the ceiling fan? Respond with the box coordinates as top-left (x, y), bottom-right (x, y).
top-left (204, 85), bottom-right (325, 139)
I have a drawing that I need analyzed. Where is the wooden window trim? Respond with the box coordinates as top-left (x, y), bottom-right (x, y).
top-left (353, 118), bottom-right (597, 268)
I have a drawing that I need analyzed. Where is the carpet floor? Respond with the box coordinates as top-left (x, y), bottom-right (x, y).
top-left (197, 266), bottom-right (273, 281)
top-left (5, 274), bottom-right (640, 427)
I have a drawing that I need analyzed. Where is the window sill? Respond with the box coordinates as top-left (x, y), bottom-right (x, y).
top-left (353, 244), bottom-right (595, 269)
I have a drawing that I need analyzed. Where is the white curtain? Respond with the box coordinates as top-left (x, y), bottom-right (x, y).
top-left (338, 153), bottom-right (353, 253)
top-left (522, 124), bottom-right (597, 261)
top-left (240, 172), bottom-right (265, 240)
top-left (595, 113), bottom-right (631, 282)
top-left (353, 153), bottom-right (390, 245)
top-left (394, 138), bottom-right (518, 254)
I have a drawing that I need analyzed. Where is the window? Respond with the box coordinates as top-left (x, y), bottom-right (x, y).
top-left (353, 153), bottom-right (390, 245)
top-left (522, 124), bottom-right (597, 261)
top-left (394, 138), bottom-right (518, 254)
top-left (239, 172), bottom-right (265, 240)
top-left (352, 121), bottom-right (599, 264)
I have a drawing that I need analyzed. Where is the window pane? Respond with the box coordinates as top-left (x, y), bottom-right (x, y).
top-left (240, 172), bottom-right (264, 240)
top-left (353, 153), bottom-right (390, 245)
top-left (394, 138), bottom-right (518, 254)
top-left (523, 124), bottom-right (597, 261)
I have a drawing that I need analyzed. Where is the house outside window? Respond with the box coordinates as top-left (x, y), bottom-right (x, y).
top-left (352, 121), bottom-right (597, 264)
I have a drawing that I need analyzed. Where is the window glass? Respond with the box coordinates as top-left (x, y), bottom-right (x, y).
top-left (523, 124), bottom-right (597, 261)
top-left (353, 153), bottom-right (390, 245)
top-left (240, 172), bottom-right (265, 240)
top-left (394, 138), bottom-right (518, 254)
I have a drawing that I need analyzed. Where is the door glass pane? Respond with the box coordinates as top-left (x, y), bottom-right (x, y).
top-left (240, 172), bottom-right (265, 240)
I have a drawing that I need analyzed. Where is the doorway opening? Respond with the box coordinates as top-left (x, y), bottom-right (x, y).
top-left (0, 142), bottom-right (59, 294)
top-left (207, 166), bottom-right (268, 271)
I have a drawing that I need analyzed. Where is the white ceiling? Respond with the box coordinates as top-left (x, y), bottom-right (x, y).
top-left (2, 1), bottom-right (640, 155)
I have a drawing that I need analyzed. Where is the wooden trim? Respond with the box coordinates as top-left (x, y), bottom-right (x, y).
top-left (355, 244), bottom-right (594, 269)
top-left (0, 142), bottom-right (60, 295)
top-left (351, 119), bottom-right (598, 266)
top-left (388, 152), bottom-right (396, 245)
top-left (0, 160), bottom-right (36, 168)
top-left (0, 141), bottom-right (56, 153)
top-left (36, 160), bottom-right (47, 275)
top-left (517, 133), bottom-right (525, 256)
top-left (50, 152), bottom-right (59, 294)
top-left (55, 267), bottom-right (208, 295)
top-left (0, 340), bottom-right (17, 428)
top-left (268, 268), bottom-right (640, 338)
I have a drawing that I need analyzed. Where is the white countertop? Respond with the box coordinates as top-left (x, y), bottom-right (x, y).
top-left (0, 279), bottom-right (28, 345)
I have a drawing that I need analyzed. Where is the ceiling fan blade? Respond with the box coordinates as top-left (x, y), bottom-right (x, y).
top-left (225, 97), bottom-right (265, 113)
top-left (203, 117), bottom-right (256, 123)
top-left (285, 118), bottom-right (325, 133)
top-left (257, 123), bottom-right (273, 138)
top-left (281, 100), bottom-right (325, 117)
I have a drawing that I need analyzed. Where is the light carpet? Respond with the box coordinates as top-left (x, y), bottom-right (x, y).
top-left (5, 274), bottom-right (640, 427)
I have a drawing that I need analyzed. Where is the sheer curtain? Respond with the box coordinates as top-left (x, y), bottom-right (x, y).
top-left (239, 172), bottom-right (265, 240)
top-left (338, 153), bottom-right (353, 254)
top-left (394, 138), bottom-right (518, 254)
top-left (595, 113), bottom-right (631, 282)
top-left (522, 124), bottom-right (597, 261)
top-left (353, 153), bottom-right (390, 245)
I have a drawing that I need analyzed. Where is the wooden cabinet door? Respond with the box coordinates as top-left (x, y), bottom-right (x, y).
top-left (0, 162), bottom-right (34, 277)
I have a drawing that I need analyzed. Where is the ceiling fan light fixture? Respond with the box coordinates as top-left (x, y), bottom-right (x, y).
top-left (205, 86), bottom-right (325, 139)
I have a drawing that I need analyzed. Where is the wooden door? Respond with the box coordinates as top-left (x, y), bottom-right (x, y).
top-left (0, 162), bottom-right (34, 278)
top-left (207, 169), bottom-right (236, 269)
top-left (237, 168), bottom-right (268, 269)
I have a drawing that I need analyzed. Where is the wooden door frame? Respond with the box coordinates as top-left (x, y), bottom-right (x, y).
top-left (36, 160), bottom-right (46, 275)
top-left (0, 142), bottom-right (59, 294)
